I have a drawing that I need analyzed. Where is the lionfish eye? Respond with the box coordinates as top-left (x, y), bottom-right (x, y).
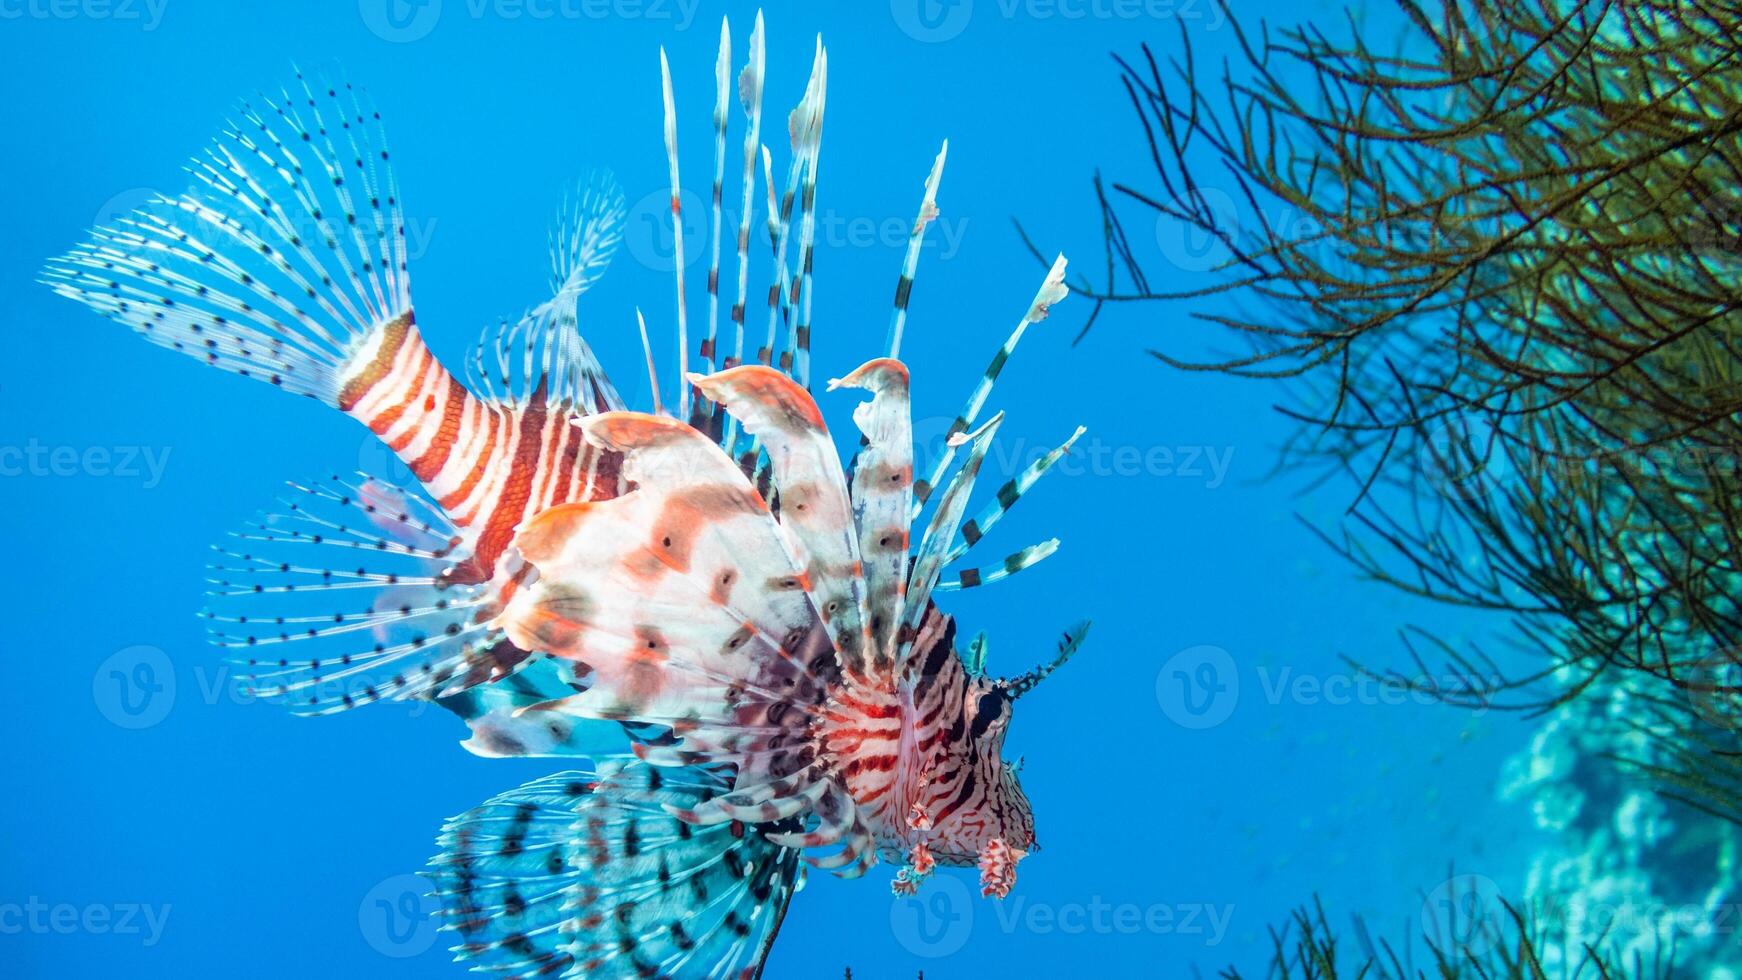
top-left (970, 688), bottom-right (1008, 739)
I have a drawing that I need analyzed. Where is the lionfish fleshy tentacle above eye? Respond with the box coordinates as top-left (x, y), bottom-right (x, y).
top-left (1005, 622), bottom-right (1092, 700)
top-left (887, 141), bottom-right (949, 360)
top-left (912, 253), bottom-right (1070, 517)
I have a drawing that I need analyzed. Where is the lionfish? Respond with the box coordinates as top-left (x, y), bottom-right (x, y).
top-left (43, 14), bottom-right (1089, 977)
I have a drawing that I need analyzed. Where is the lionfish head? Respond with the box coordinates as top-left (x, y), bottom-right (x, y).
top-left (958, 672), bottom-right (1037, 853)
top-left (923, 624), bottom-right (1090, 891)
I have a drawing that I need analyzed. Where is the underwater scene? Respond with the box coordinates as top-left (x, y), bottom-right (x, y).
top-left (5, 0), bottom-right (1741, 976)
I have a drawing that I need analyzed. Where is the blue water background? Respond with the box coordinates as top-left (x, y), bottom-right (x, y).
top-left (2, 1), bottom-right (1537, 976)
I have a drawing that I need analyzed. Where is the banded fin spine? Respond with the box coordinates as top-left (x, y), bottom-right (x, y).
top-left (789, 42), bottom-right (828, 388)
top-left (947, 424), bottom-right (1085, 564)
top-left (702, 17), bottom-right (731, 390)
top-left (729, 12), bottom-right (768, 374)
top-left (886, 141), bottom-right (948, 360)
top-left (934, 538), bottom-right (1060, 591)
top-left (760, 41), bottom-right (826, 373)
top-left (659, 47), bottom-right (692, 422)
top-left (913, 254), bottom-right (1070, 515)
top-left (900, 415), bottom-right (1003, 658)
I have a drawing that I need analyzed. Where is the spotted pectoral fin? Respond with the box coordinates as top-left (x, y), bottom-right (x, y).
top-left (427, 761), bottom-right (802, 979)
top-left (206, 474), bottom-right (531, 715)
top-left (831, 357), bottom-right (913, 670)
top-left (691, 365), bottom-right (874, 676)
top-left (501, 413), bottom-right (833, 708)
top-left (435, 658), bottom-right (631, 760)
top-left (499, 414), bottom-right (850, 849)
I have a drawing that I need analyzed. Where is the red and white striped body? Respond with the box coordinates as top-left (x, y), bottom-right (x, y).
top-left (337, 314), bottom-right (625, 595)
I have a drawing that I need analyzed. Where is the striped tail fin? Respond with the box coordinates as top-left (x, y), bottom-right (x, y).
top-left (427, 761), bottom-right (801, 979)
top-left (42, 70), bottom-right (631, 581)
top-left (43, 70), bottom-right (411, 406)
